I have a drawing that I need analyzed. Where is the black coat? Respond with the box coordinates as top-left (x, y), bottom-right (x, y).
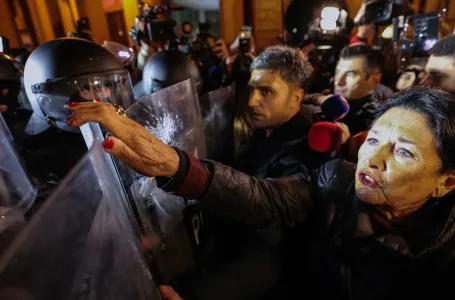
top-left (182, 112), bottom-right (334, 300)
top-left (237, 110), bottom-right (332, 179)
top-left (193, 159), bottom-right (455, 299)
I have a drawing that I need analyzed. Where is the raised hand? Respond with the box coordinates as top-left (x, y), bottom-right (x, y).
top-left (67, 102), bottom-right (179, 177)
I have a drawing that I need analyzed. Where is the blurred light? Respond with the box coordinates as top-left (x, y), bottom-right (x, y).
top-left (424, 38), bottom-right (438, 51)
top-left (321, 19), bottom-right (337, 30)
top-left (292, 28), bottom-right (297, 33)
top-left (382, 25), bottom-right (393, 39)
top-left (318, 45), bottom-right (333, 50)
top-left (321, 6), bottom-right (340, 20)
top-left (339, 9), bottom-right (348, 23)
top-left (320, 6), bottom-right (340, 31)
top-left (118, 51), bottom-right (131, 58)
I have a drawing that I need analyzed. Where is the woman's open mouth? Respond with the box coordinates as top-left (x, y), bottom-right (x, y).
top-left (358, 172), bottom-right (379, 188)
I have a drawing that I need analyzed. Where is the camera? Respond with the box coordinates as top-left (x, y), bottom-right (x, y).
top-left (400, 12), bottom-right (440, 56)
top-left (355, 0), bottom-right (409, 26)
top-left (130, 3), bottom-right (183, 46)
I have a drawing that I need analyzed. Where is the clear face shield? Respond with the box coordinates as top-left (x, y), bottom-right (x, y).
top-left (26, 70), bottom-right (135, 135)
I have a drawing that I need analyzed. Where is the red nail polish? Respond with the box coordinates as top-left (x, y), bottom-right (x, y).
top-left (68, 102), bottom-right (78, 108)
top-left (94, 98), bottom-right (101, 103)
top-left (103, 138), bottom-right (114, 149)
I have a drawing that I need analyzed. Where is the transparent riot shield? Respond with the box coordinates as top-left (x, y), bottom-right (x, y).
top-left (0, 113), bottom-right (36, 211)
top-left (0, 113), bottom-right (35, 256)
top-left (80, 79), bottom-right (210, 285)
top-left (116, 79), bottom-right (209, 284)
top-left (0, 142), bottom-right (161, 300)
top-left (199, 84), bottom-right (235, 163)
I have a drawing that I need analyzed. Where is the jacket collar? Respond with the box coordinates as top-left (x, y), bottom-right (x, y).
top-left (252, 111), bottom-right (312, 146)
top-left (336, 184), bottom-right (455, 260)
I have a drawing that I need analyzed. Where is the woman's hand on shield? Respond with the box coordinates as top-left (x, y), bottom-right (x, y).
top-left (67, 102), bottom-right (179, 177)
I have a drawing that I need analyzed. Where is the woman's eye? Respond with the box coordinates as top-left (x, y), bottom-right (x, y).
top-left (396, 148), bottom-right (413, 158)
top-left (367, 138), bottom-right (378, 146)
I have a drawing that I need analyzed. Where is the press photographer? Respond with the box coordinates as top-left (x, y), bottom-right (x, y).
top-left (295, 1), bottom-right (353, 93)
top-left (129, 2), bottom-right (178, 71)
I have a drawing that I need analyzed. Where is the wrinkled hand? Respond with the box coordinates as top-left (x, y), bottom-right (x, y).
top-left (213, 39), bottom-right (230, 61)
top-left (67, 102), bottom-right (179, 177)
top-left (159, 286), bottom-right (184, 300)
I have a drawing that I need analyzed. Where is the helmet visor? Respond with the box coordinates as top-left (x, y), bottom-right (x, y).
top-left (27, 70), bottom-right (134, 134)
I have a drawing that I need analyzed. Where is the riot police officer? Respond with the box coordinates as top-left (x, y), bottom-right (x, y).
top-left (22, 37), bottom-right (136, 194)
top-left (133, 50), bottom-right (202, 99)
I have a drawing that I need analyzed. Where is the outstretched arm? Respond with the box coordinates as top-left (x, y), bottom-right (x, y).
top-left (68, 102), bottom-right (315, 227)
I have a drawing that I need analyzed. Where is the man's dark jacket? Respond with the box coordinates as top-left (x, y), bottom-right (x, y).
top-left (236, 109), bottom-right (331, 178)
top-left (183, 111), bottom-right (332, 300)
top-left (159, 157), bottom-right (455, 299)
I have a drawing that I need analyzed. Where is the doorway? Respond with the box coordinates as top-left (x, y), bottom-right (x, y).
top-left (106, 10), bottom-right (129, 45)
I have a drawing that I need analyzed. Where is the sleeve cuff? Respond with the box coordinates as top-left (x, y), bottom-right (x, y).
top-left (156, 148), bottom-right (209, 198)
top-left (156, 147), bottom-right (189, 191)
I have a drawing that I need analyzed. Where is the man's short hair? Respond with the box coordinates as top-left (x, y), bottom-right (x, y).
top-left (339, 45), bottom-right (385, 74)
top-left (430, 35), bottom-right (455, 58)
top-left (250, 45), bottom-right (313, 91)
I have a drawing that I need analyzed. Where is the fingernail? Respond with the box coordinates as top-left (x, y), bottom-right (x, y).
top-left (103, 138), bottom-right (114, 149)
top-left (66, 116), bottom-right (73, 124)
top-left (68, 102), bottom-right (78, 108)
top-left (94, 98), bottom-right (101, 103)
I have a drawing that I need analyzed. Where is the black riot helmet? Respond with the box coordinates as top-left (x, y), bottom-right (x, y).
top-left (142, 50), bottom-right (202, 95)
top-left (24, 38), bottom-right (135, 134)
top-left (0, 53), bottom-right (22, 123)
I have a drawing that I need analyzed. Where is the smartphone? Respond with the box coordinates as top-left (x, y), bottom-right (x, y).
top-left (239, 26), bottom-right (252, 55)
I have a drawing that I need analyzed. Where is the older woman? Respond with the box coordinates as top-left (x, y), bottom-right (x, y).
top-left (68, 86), bottom-right (455, 300)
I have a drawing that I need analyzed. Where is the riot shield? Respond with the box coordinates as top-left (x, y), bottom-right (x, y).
top-left (0, 113), bottom-right (35, 255)
top-left (116, 79), bottom-right (209, 284)
top-left (0, 113), bottom-right (36, 211)
top-left (80, 79), bottom-right (210, 285)
top-left (0, 142), bottom-right (161, 300)
top-left (199, 84), bottom-right (235, 163)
